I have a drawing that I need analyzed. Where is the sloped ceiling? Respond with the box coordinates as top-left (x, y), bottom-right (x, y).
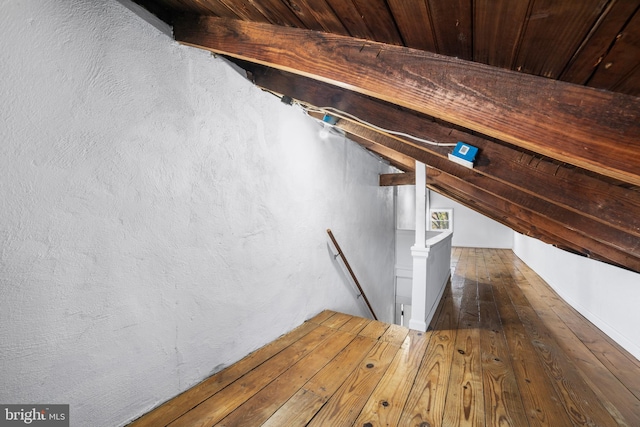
top-left (132, 0), bottom-right (640, 273)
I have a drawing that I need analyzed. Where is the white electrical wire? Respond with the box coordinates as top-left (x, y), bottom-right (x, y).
top-left (300, 103), bottom-right (458, 147)
top-left (261, 88), bottom-right (457, 148)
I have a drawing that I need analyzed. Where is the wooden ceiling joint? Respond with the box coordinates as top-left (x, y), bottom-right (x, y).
top-left (173, 15), bottom-right (640, 187)
top-left (343, 120), bottom-right (640, 271)
top-left (244, 64), bottom-right (640, 240)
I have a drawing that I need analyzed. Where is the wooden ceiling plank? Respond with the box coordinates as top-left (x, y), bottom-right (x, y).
top-left (348, 0), bottom-right (403, 45)
top-left (246, 0), bottom-right (307, 27)
top-left (560, 0), bottom-right (640, 85)
top-left (244, 65), bottom-right (640, 237)
top-left (344, 121), bottom-right (640, 267)
top-left (185, 0), bottom-right (240, 18)
top-left (214, 0), bottom-right (270, 22)
top-left (588, 7), bottom-right (640, 93)
top-left (323, 0), bottom-right (374, 40)
top-left (386, 0), bottom-right (437, 52)
top-left (282, 0), bottom-right (348, 34)
top-left (425, 0), bottom-right (472, 60)
top-left (515, 0), bottom-right (610, 78)
top-left (474, 0), bottom-right (531, 68)
top-left (174, 16), bottom-right (640, 186)
top-left (347, 133), bottom-right (415, 170)
top-left (612, 64), bottom-right (640, 97)
top-left (379, 172), bottom-right (415, 186)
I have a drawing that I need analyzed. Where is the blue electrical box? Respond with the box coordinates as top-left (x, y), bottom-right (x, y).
top-left (322, 114), bottom-right (338, 125)
top-left (448, 141), bottom-right (479, 168)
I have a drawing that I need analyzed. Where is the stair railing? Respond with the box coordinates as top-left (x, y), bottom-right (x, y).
top-left (326, 229), bottom-right (378, 320)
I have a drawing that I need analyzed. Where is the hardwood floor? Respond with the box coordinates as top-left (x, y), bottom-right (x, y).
top-left (129, 248), bottom-right (640, 426)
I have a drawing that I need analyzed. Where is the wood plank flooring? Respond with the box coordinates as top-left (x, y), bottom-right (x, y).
top-left (129, 248), bottom-right (640, 426)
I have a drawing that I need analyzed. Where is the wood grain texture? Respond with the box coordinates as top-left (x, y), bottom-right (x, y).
top-left (499, 251), bottom-right (640, 425)
top-left (215, 329), bottom-right (356, 426)
top-left (306, 309), bottom-right (337, 324)
top-left (422, 165), bottom-right (640, 271)
top-left (260, 389), bottom-right (325, 427)
top-left (427, 0), bottom-right (473, 60)
top-left (446, 250), bottom-right (485, 427)
top-left (174, 16), bottom-right (640, 186)
top-left (560, 0), bottom-right (640, 85)
top-left (491, 270), bottom-right (574, 426)
top-left (247, 0), bottom-right (306, 27)
top-left (130, 250), bottom-right (640, 427)
top-left (247, 65), bottom-right (640, 240)
top-left (127, 320), bottom-right (319, 426)
top-left (506, 294), bottom-right (619, 426)
top-left (167, 325), bottom-right (336, 427)
top-left (477, 257), bottom-right (530, 426)
top-left (215, 0), bottom-right (269, 21)
top-left (162, 0), bottom-right (238, 17)
top-left (589, 7), bottom-right (640, 92)
top-left (474, 0), bottom-right (531, 68)
top-left (502, 252), bottom-right (640, 398)
top-left (342, 120), bottom-right (640, 271)
top-left (346, 132), bottom-right (416, 171)
top-left (323, 0), bottom-right (373, 39)
top-left (515, 0), bottom-right (609, 78)
top-left (387, 0), bottom-right (437, 51)
top-left (354, 330), bottom-right (430, 426)
top-left (306, 341), bottom-right (399, 426)
top-left (303, 334), bottom-right (378, 400)
top-left (398, 282), bottom-right (461, 425)
top-left (284, 0), bottom-right (348, 34)
top-left (349, 0), bottom-right (403, 45)
top-left (379, 172), bottom-right (415, 186)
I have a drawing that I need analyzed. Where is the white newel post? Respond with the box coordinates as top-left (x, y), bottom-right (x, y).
top-left (409, 161), bottom-right (429, 331)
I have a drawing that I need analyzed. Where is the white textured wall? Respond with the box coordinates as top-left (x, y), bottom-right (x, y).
top-left (0, 1), bottom-right (395, 426)
top-left (396, 186), bottom-right (513, 248)
top-left (513, 234), bottom-right (640, 360)
top-left (429, 192), bottom-right (513, 248)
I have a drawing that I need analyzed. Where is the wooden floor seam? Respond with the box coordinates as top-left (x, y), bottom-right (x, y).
top-left (129, 248), bottom-right (640, 427)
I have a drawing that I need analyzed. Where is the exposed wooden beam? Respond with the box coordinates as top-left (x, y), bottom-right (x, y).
top-left (347, 133), bottom-right (415, 171)
top-left (426, 168), bottom-right (639, 271)
top-left (381, 169), bottom-right (597, 259)
top-left (345, 121), bottom-right (640, 272)
top-left (379, 172), bottom-right (415, 186)
top-left (174, 16), bottom-right (640, 186)
top-left (426, 180), bottom-right (585, 257)
top-left (244, 65), bottom-right (640, 239)
top-left (429, 182), bottom-right (606, 263)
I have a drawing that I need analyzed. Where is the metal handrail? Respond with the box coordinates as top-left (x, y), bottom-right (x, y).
top-left (326, 229), bottom-right (378, 320)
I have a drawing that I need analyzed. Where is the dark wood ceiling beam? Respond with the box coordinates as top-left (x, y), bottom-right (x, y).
top-left (560, 0), bottom-right (640, 85)
top-left (588, 7), bottom-right (640, 95)
top-left (426, 168), bottom-right (640, 272)
top-left (346, 133), bottom-right (414, 171)
top-left (174, 15), bottom-right (640, 186)
top-left (343, 122), bottom-right (640, 271)
top-left (426, 179), bottom-right (589, 259)
top-left (380, 172), bottom-right (415, 186)
top-left (245, 65), bottom-right (640, 238)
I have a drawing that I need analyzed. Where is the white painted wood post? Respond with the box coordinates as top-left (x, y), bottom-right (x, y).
top-left (410, 161), bottom-right (429, 331)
